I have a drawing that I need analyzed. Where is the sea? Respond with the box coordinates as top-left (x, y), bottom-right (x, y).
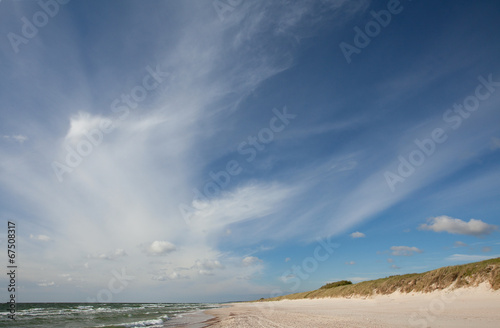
top-left (0, 303), bottom-right (222, 328)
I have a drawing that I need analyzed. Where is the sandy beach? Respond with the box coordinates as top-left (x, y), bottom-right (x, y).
top-left (202, 284), bottom-right (500, 327)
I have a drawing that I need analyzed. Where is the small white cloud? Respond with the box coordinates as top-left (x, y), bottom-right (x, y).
top-left (454, 241), bottom-right (468, 248)
top-left (347, 277), bottom-right (369, 283)
top-left (37, 281), bottom-right (55, 287)
top-left (419, 216), bottom-right (497, 236)
top-left (198, 270), bottom-right (214, 276)
top-left (387, 258), bottom-right (394, 263)
top-left (242, 256), bottom-right (262, 266)
top-left (194, 259), bottom-right (224, 271)
top-left (168, 271), bottom-right (188, 280)
top-left (114, 249), bottom-right (127, 257)
top-left (345, 261), bottom-right (355, 265)
top-left (3, 134), bottom-right (28, 144)
top-left (279, 273), bottom-right (295, 283)
top-left (65, 112), bottom-right (105, 141)
top-left (30, 234), bottom-right (51, 242)
top-left (446, 254), bottom-right (500, 262)
top-left (390, 246), bottom-right (423, 256)
top-left (152, 270), bottom-right (189, 281)
top-left (285, 257), bottom-right (291, 262)
top-left (482, 246), bottom-right (492, 253)
top-left (92, 249), bottom-right (127, 260)
top-left (391, 264), bottom-right (401, 269)
top-left (350, 231), bottom-right (365, 238)
top-left (146, 241), bottom-right (176, 256)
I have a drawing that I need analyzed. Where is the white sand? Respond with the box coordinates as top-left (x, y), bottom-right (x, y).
top-left (203, 284), bottom-right (500, 327)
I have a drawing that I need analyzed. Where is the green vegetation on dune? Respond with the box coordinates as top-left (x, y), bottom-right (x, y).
top-left (258, 258), bottom-right (500, 302)
top-left (319, 280), bottom-right (352, 289)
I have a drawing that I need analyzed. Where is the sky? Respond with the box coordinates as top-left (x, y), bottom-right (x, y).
top-left (0, 0), bottom-right (499, 303)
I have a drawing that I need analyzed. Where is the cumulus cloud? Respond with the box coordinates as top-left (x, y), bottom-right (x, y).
top-left (419, 216), bottom-right (497, 237)
top-left (145, 241), bottom-right (176, 256)
top-left (242, 256), bottom-right (262, 266)
top-left (194, 259), bottom-right (224, 275)
top-left (65, 112), bottom-right (107, 142)
top-left (387, 258), bottom-right (394, 263)
top-left (30, 234), bottom-right (51, 242)
top-left (350, 231), bottom-right (365, 238)
top-left (390, 246), bottom-right (423, 256)
top-left (391, 264), bottom-right (400, 269)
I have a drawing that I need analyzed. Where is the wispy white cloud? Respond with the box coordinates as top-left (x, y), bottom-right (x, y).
top-left (390, 246), bottom-right (423, 256)
top-left (3, 134), bottom-right (28, 143)
top-left (446, 254), bottom-right (500, 262)
top-left (37, 281), bottom-right (55, 287)
top-left (454, 241), bottom-right (468, 247)
top-left (30, 234), bottom-right (51, 242)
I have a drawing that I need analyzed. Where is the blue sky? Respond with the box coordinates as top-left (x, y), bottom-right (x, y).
top-left (1, 0), bottom-right (500, 303)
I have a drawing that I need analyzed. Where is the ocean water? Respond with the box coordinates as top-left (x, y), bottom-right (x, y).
top-left (0, 303), bottom-right (221, 328)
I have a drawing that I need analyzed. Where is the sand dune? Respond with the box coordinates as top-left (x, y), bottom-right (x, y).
top-left (203, 284), bottom-right (500, 328)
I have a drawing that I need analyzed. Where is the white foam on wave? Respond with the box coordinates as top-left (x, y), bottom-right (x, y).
top-left (120, 318), bottom-right (165, 327)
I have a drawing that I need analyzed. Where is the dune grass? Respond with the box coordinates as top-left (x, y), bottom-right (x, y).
top-left (258, 257), bottom-right (500, 302)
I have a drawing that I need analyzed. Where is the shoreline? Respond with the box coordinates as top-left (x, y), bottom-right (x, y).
top-left (200, 284), bottom-right (500, 327)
